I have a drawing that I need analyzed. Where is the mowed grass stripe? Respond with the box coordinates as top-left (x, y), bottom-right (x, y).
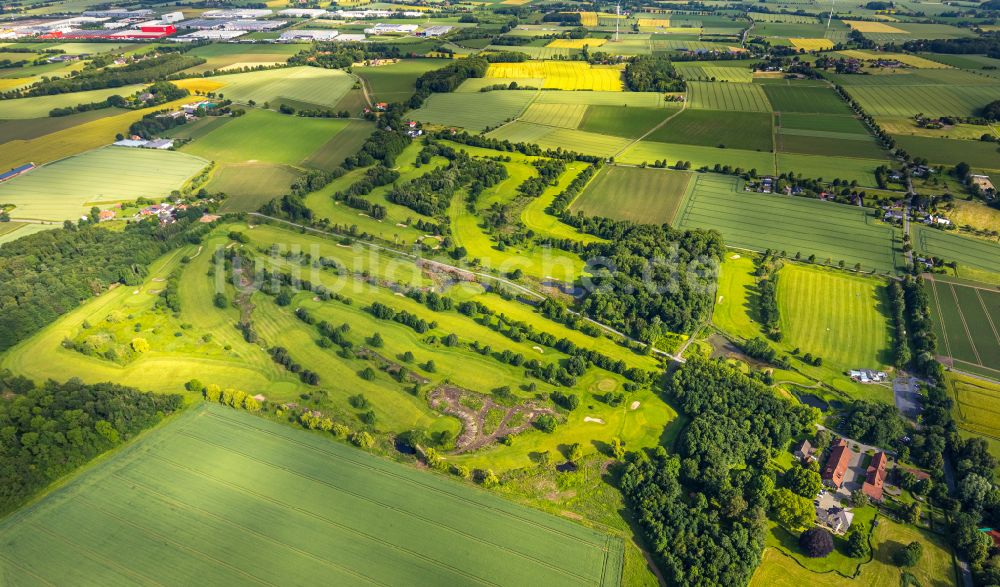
top-left (777, 264), bottom-right (892, 370)
top-left (0, 406), bottom-right (620, 586)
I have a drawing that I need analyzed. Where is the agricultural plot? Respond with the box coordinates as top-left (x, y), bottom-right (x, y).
top-left (354, 58), bottom-right (447, 103)
top-left (777, 113), bottom-right (885, 158)
top-left (926, 276), bottom-right (1000, 381)
top-left (619, 141), bottom-right (776, 173)
top-left (518, 103), bottom-right (589, 129)
top-left (411, 91), bottom-right (536, 131)
top-left (948, 372), bottom-right (1000, 441)
top-left (892, 135), bottom-right (1000, 170)
top-left (777, 263), bottom-right (893, 373)
top-left (484, 45), bottom-right (581, 59)
top-left (836, 50), bottom-right (950, 69)
top-left (0, 147), bottom-right (207, 221)
top-left (211, 164), bottom-right (302, 212)
top-left (841, 83), bottom-right (1000, 118)
top-left (686, 81), bottom-right (772, 112)
top-left (675, 64), bottom-right (753, 83)
top-left (302, 119), bottom-right (375, 172)
top-left (0, 404), bottom-right (624, 586)
top-left (569, 166), bottom-right (692, 224)
top-left (777, 152), bottom-right (883, 186)
top-left (533, 91), bottom-right (672, 107)
top-left (0, 222), bottom-right (55, 245)
top-left (912, 224), bottom-right (1000, 274)
top-left (205, 66), bottom-right (355, 109)
top-left (789, 38), bottom-right (835, 50)
top-left (546, 38), bottom-right (608, 48)
top-left (485, 61), bottom-right (624, 91)
top-left (763, 84), bottom-right (853, 115)
top-left (922, 53), bottom-right (1000, 76)
top-left (577, 105), bottom-right (672, 138)
top-left (184, 109), bottom-right (354, 167)
top-left (185, 44), bottom-right (301, 73)
top-left (675, 174), bottom-right (900, 272)
top-left (749, 12), bottom-right (819, 23)
top-left (846, 21), bottom-right (975, 42)
top-left (646, 109), bottom-right (774, 151)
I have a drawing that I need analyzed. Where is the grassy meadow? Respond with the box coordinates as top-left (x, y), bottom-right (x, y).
top-left (925, 275), bottom-right (1000, 381)
top-left (569, 165), bottom-right (692, 224)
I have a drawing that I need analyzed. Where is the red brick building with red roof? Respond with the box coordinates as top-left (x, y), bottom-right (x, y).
top-left (862, 451), bottom-right (888, 502)
top-left (822, 438), bottom-right (851, 489)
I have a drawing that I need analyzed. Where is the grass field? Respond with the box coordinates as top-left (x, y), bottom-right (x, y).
top-left (763, 84), bottom-right (854, 115)
top-left (913, 224), bottom-right (1000, 274)
top-left (547, 38), bottom-right (608, 49)
top-left (0, 147), bottom-right (207, 221)
top-left (686, 81), bottom-right (772, 112)
top-left (777, 152), bottom-right (883, 186)
top-left (0, 221), bottom-right (56, 245)
top-left (354, 58), bottom-right (446, 103)
top-left (411, 91), bottom-right (536, 131)
top-left (205, 66), bottom-right (355, 109)
top-left (647, 109), bottom-right (773, 151)
top-left (533, 91), bottom-right (672, 107)
top-left (926, 275), bottom-right (1000, 381)
top-left (486, 61), bottom-right (624, 91)
top-left (777, 263), bottom-right (893, 371)
top-left (843, 20), bottom-right (906, 33)
top-left (0, 403), bottom-right (624, 586)
top-left (836, 50), bottom-right (950, 69)
top-left (211, 164), bottom-right (302, 211)
top-left (675, 65), bottom-right (753, 83)
top-left (487, 123), bottom-right (632, 158)
top-left (712, 254), bottom-right (761, 340)
top-left (569, 166), bottom-right (692, 224)
top-left (676, 174), bottom-right (900, 272)
top-left (184, 109), bottom-right (354, 166)
top-left (751, 518), bottom-right (956, 587)
top-left (837, 76), bottom-right (1000, 118)
top-left (302, 119), bottom-right (374, 172)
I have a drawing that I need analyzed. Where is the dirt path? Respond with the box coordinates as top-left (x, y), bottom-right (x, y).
top-left (613, 90), bottom-right (688, 159)
top-left (428, 384), bottom-right (555, 453)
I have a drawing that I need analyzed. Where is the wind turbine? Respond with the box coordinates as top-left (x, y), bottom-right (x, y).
top-left (615, 2), bottom-right (620, 42)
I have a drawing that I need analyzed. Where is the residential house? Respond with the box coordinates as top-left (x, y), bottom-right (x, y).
top-left (794, 439), bottom-right (815, 464)
top-left (822, 438), bottom-right (851, 489)
top-left (818, 506), bottom-right (854, 534)
top-left (862, 451), bottom-right (888, 502)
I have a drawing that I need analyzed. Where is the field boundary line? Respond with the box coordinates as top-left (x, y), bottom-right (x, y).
top-left (948, 282), bottom-right (983, 365)
top-left (975, 288), bottom-right (1000, 346)
top-left (187, 414), bottom-right (616, 547)
top-left (611, 89), bottom-right (688, 159)
top-left (72, 494), bottom-right (276, 587)
top-left (105, 472), bottom-right (399, 587)
top-left (148, 445), bottom-right (595, 585)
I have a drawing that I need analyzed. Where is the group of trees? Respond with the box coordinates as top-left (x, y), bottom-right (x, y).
top-left (332, 165), bottom-right (400, 219)
top-left (900, 276), bottom-right (944, 382)
top-left (840, 400), bottom-right (907, 447)
top-left (0, 217), bottom-right (209, 352)
top-left (624, 55), bottom-right (686, 92)
top-left (755, 251), bottom-right (781, 340)
top-left (388, 151), bottom-right (508, 217)
top-left (621, 358), bottom-right (817, 586)
top-left (0, 373), bottom-right (183, 516)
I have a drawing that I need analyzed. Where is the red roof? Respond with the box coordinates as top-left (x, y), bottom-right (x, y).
top-left (862, 451), bottom-right (888, 502)
top-left (988, 530), bottom-right (1000, 548)
top-left (822, 439), bottom-right (851, 488)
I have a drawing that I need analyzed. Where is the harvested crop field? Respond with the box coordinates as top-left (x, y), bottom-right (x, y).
top-left (686, 81), bottom-right (772, 112)
top-left (646, 109), bottom-right (773, 151)
top-left (411, 91), bottom-right (536, 131)
top-left (0, 404), bottom-right (625, 586)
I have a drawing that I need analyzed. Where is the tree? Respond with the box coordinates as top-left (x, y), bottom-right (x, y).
top-left (423, 360), bottom-right (436, 373)
top-left (611, 437), bottom-right (625, 460)
top-left (772, 488), bottom-right (814, 532)
top-left (893, 541), bottom-right (923, 567)
top-left (185, 379), bottom-right (203, 392)
top-left (799, 527), bottom-right (835, 558)
top-left (350, 431), bottom-right (374, 448)
top-left (131, 337), bottom-right (150, 353)
top-left (785, 464), bottom-right (823, 498)
top-left (369, 332), bottom-right (384, 347)
top-left (534, 414), bottom-right (557, 433)
top-left (480, 469), bottom-right (500, 488)
top-left (847, 527), bottom-right (871, 559)
top-left (213, 293), bottom-right (228, 309)
top-left (566, 443), bottom-right (583, 462)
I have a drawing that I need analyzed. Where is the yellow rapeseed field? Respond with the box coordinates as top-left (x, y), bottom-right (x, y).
top-left (546, 38), bottom-right (608, 48)
top-left (637, 18), bottom-right (671, 27)
top-left (789, 38), bottom-right (835, 51)
top-left (843, 20), bottom-right (906, 33)
top-left (486, 61), bottom-right (624, 91)
top-left (579, 11), bottom-right (598, 26)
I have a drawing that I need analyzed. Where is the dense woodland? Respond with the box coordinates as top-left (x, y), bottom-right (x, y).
top-left (622, 358), bottom-right (817, 586)
top-left (0, 372), bottom-right (183, 515)
top-left (5, 52), bottom-right (203, 98)
top-left (623, 55), bottom-right (686, 92)
top-left (0, 217), bottom-right (209, 352)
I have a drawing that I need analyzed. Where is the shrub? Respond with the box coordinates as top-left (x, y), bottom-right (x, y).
top-left (893, 541), bottom-right (923, 567)
top-left (799, 527), bottom-right (835, 558)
